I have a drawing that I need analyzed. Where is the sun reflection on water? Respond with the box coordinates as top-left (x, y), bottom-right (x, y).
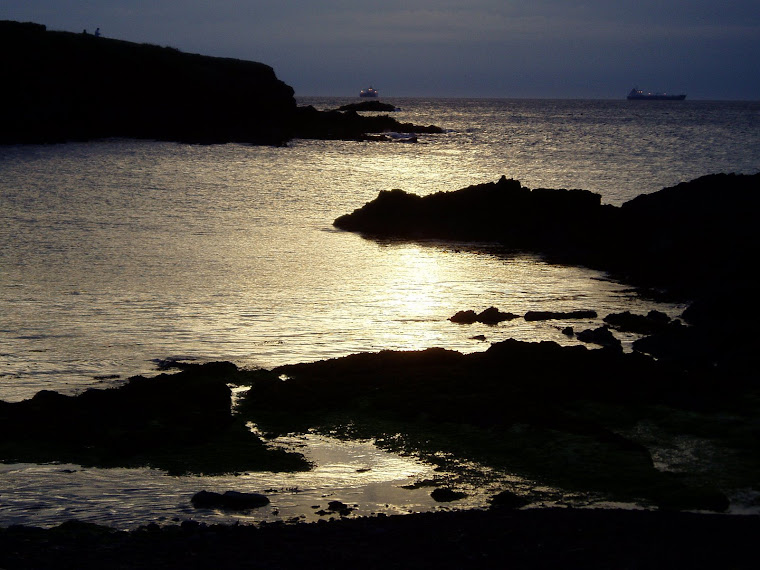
top-left (380, 246), bottom-right (443, 315)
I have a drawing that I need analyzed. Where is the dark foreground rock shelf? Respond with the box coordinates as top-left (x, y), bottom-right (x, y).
top-left (241, 337), bottom-right (757, 513)
top-left (0, 362), bottom-right (309, 475)
top-left (1, 20), bottom-right (441, 145)
top-left (1, 508), bottom-right (757, 569)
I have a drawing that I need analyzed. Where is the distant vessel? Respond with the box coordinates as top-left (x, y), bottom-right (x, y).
top-left (359, 86), bottom-right (378, 98)
top-left (627, 87), bottom-right (686, 101)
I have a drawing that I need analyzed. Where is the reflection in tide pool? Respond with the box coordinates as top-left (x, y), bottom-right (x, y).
top-left (0, 433), bottom-right (484, 529)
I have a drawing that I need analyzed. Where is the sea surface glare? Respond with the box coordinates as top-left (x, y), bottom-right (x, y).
top-left (3, 98), bottom-right (756, 400)
top-left (0, 97), bottom-right (758, 528)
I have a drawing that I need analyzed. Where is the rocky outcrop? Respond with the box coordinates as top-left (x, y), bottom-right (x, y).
top-left (449, 307), bottom-right (519, 324)
top-left (488, 489), bottom-right (530, 509)
top-left (576, 326), bottom-right (622, 350)
top-left (450, 308), bottom-right (595, 324)
top-left (0, 362), bottom-right (309, 475)
top-left (334, 173), bottom-right (760, 296)
top-left (292, 105), bottom-right (442, 141)
top-left (334, 177), bottom-right (607, 251)
top-left (603, 310), bottom-right (672, 335)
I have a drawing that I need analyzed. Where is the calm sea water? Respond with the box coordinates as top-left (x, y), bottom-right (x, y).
top-left (1, 98), bottom-right (758, 527)
top-left (1, 98), bottom-right (759, 402)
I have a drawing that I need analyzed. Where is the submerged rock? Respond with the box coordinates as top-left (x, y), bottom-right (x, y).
top-left (603, 310), bottom-right (671, 335)
top-left (524, 310), bottom-right (598, 321)
top-left (576, 326), bottom-right (622, 350)
top-left (192, 490), bottom-right (270, 511)
top-left (431, 488), bottom-right (467, 502)
top-left (489, 490), bottom-right (530, 509)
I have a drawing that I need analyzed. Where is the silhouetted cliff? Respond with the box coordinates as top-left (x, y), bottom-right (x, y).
top-left (1, 21), bottom-right (298, 144)
top-left (1, 21), bottom-right (442, 145)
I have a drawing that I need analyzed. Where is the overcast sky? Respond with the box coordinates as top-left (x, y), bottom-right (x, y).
top-left (5, 1), bottom-right (759, 99)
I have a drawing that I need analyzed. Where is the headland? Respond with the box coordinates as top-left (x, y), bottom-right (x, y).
top-left (0, 20), bottom-right (440, 145)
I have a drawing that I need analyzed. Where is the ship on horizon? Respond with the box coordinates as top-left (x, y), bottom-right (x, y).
top-left (359, 86), bottom-right (379, 98)
top-left (627, 87), bottom-right (686, 101)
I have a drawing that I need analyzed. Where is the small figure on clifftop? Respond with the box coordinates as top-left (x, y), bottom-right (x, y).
top-left (95, 27), bottom-right (101, 37)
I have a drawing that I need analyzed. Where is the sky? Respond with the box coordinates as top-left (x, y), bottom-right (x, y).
top-left (4, 1), bottom-right (759, 99)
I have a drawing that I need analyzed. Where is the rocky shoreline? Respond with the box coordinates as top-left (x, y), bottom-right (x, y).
top-left (2, 508), bottom-right (758, 569)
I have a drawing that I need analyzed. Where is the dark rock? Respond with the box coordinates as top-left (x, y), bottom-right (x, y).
top-left (449, 310), bottom-right (478, 324)
top-left (477, 307), bottom-right (520, 324)
top-left (650, 481), bottom-right (730, 513)
top-left (489, 490), bottom-right (530, 509)
top-left (647, 310), bottom-right (671, 324)
top-left (431, 488), bottom-right (467, 502)
top-left (326, 500), bottom-right (354, 516)
top-left (603, 311), bottom-right (671, 335)
top-left (0, 362), bottom-right (310, 474)
top-left (449, 307), bottom-right (518, 324)
top-left (524, 310), bottom-right (598, 321)
top-left (334, 176), bottom-right (605, 245)
top-left (2, 508), bottom-right (759, 569)
top-left (0, 20), bottom-right (295, 145)
top-left (576, 326), bottom-right (622, 350)
top-left (292, 105), bottom-right (442, 142)
top-left (191, 490), bottom-right (270, 511)
top-left (561, 326), bottom-right (575, 336)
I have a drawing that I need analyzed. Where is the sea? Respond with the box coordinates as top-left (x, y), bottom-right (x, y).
top-left (1, 97), bottom-right (759, 528)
